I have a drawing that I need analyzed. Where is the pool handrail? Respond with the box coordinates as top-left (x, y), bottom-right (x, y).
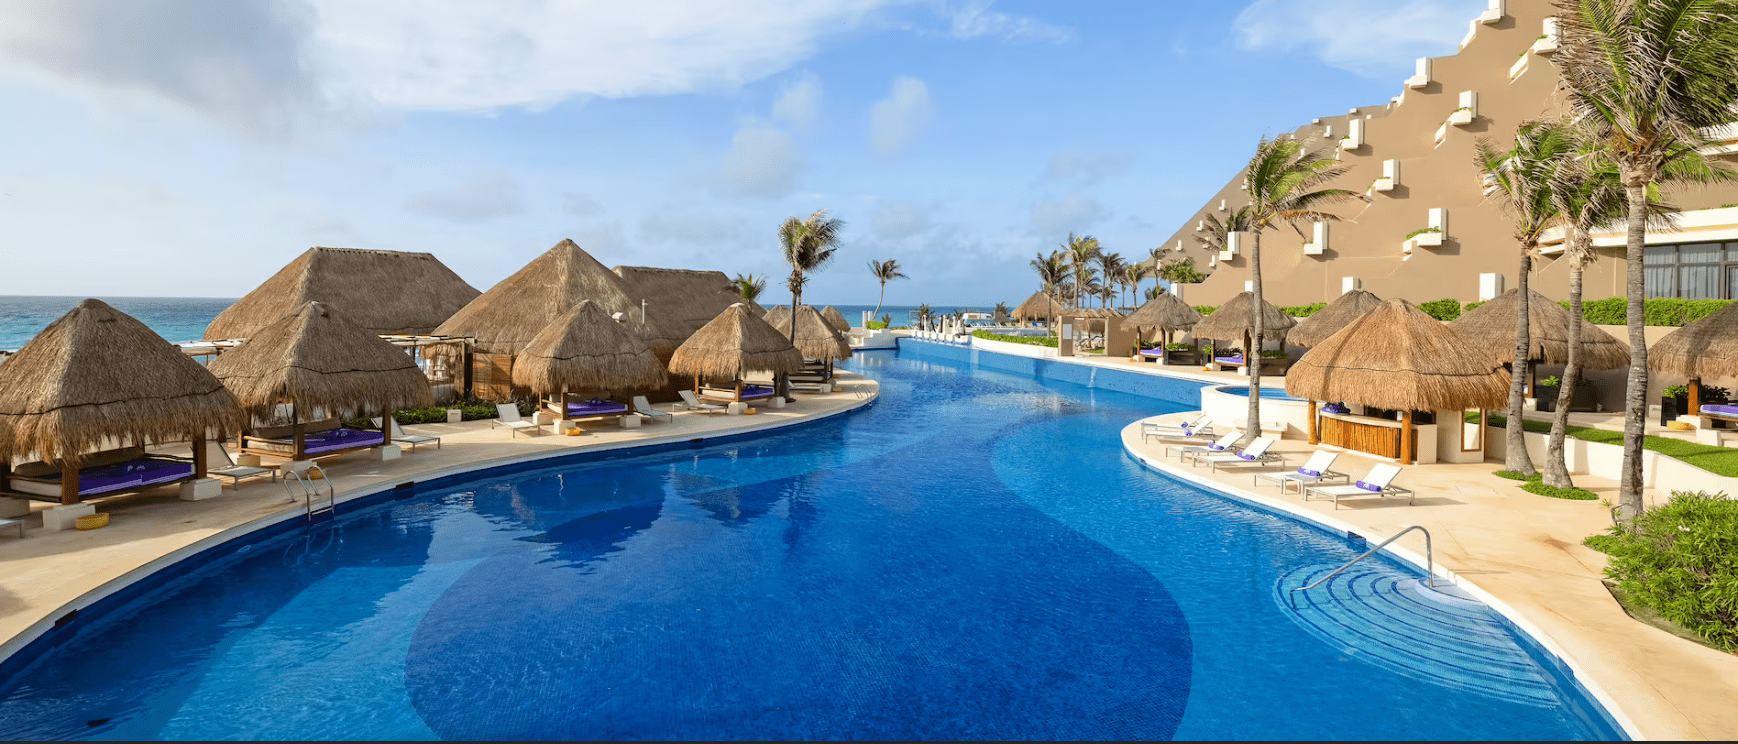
top-left (1288, 525), bottom-right (1435, 609)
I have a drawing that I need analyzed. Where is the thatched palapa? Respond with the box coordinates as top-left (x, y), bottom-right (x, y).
top-left (669, 303), bottom-right (806, 380)
top-left (205, 247), bottom-right (479, 340)
top-left (1648, 301), bottom-right (1738, 381)
top-left (613, 265), bottom-right (766, 336)
top-left (1012, 292), bottom-right (1064, 322)
top-left (1287, 290), bottom-right (1383, 347)
top-left (1121, 293), bottom-right (1202, 333)
top-left (762, 305), bottom-right (791, 329)
top-left (1446, 288), bottom-right (1629, 369)
top-left (0, 299), bottom-right (242, 467)
top-left (820, 305), bottom-right (851, 332)
top-left (434, 239), bottom-right (636, 355)
top-left (1287, 299), bottom-right (1510, 412)
top-left (209, 301), bottom-right (432, 421)
top-left (1191, 292), bottom-right (1297, 343)
top-left (512, 301), bottom-right (669, 394)
top-left (770, 305), bottom-right (853, 362)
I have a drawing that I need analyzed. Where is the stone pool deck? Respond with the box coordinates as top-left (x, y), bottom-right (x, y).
top-left (0, 375), bottom-right (878, 668)
top-left (1123, 411), bottom-right (1738, 741)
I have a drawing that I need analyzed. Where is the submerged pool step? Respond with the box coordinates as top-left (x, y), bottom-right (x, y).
top-left (1276, 564), bottom-right (1560, 706)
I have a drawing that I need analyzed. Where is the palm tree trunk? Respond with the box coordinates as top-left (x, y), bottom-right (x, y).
top-left (1242, 230), bottom-right (1265, 448)
top-left (1543, 261), bottom-right (1585, 488)
top-left (1505, 250), bottom-right (1537, 475)
top-left (1618, 182), bottom-right (1650, 524)
top-left (871, 281), bottom-right (886, 324)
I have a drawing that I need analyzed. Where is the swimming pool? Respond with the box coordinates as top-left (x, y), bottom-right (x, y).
top-left (0, 345), bottom-right (1623, 739)
top-left (1215, 385), bottom-right (1308, 402)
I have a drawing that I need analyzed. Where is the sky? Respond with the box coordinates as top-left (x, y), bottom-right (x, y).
top-left (0, 0), bottom-right (1487, 307)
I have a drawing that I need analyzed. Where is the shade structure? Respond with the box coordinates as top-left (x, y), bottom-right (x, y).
top-left (669, 303), bottom-right (806, 380)
top-left (1287, 299), bottom-right (1510, 412)
top-left (612, 265), bottom-right (766, 336)
top-left (769, 305), bottom-right (853, 362)
top-left (1120, 292), bottom-right (1202, 333)
top-left (1648, 301), bottom-right (1738, 380)
top-left (1191, 292), bottom-right (1297, 343)
top-left (1288, 290), bottom-right (1384, 347)
top-left (510, 301), bottom-right (669, 394)
top-left (1446, 288), bottom-right (1629, 369)
top-left (762, 305), bottom-right (791, 329)
top-left (205, 247), bottom-right (479, 340)
top-left (209, 301), bottom-right (433, 421)
top-left (820, 305), bottom-right (851, 333)
top-left (433, 239), bottom-right (636, 356)
top-left (1011, 292), bottom-right (1065, 321)
top-left (0, 299), bottom-right (242, 466)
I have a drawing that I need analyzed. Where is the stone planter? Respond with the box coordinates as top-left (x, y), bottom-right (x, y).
top-left (1661, 395), bottom-right (1688, 427)
top-left (1164, 349), bottom-right (1202, 366)
top-left (1537, 384), bottom-right (1597, 413)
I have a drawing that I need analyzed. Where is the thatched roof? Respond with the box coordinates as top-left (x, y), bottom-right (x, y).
top-left (208, 301), bottom-right (432, 421)
top-left (763, 305), bottom-right (791, 328)
top-left (769, 305), bottom-right (853, 361)
top-left (1121, 293), bottom-right (1202, 332)
top-left (1191, 292), bottom-right (1298, 342)
top-left (612, 265), bottom-right (766, 335)
top-left (1286, 299), bottom-right (1510, 411)
top-left (433, 239), bottom-right (635, 355)
top-left (1288, 290), bottom-right (1384, 347)
top-left (668, 303), bottom-right (806, 379)
top-left (1446, 288), bottom-right (1629, 369)
top-left (820, 305), bottom-right (851, 332)
top-left (0, 299), bottom-right (243, 465)
top-left (205, 247), bottom-right (478, 340)
top-left (511, 301), bottom-right (668, 394)
top-left (1648, 301), bottom-right (1738, 380)
top-left (1012, 292), bottom-right (1064, 321)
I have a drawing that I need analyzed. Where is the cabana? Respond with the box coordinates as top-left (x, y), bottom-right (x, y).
top-left (1011, 292), bottom-right (1065, 328)
top-left (612, 265), bottom-right (767, 336)
top-left (769, 305), bottom-right (853, 385)
top-left (205, 246), bottom-right (479, 340)
top-left (1121, 292), bottom-right (1202, 364)
top-left (1287, 290), bottom-right (1383, 347)
top-left (210, 302), bottom-right (432, 462)
top-left (820, 306), bottom-right (852, 333)
top-left (0, 300), bottom-right (242, 516)
top-left (1287, 299), bottom-right (1509, 465)
top-left (1190, 292), bottom-right (1298, 373)
top-left (1647, 301), bottom-right (1738, 433)
top-left (1447, 288), bottom-right (1628, 404)
top-left (762, 305), bottom-right (792, 330)
top-left (512, 300), bottom-right (669, 432)
top-left (669, 304), bottom-right (806, 407)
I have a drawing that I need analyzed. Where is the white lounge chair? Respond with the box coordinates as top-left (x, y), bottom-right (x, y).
top-left (491, 404), bottom-right (540, 437)
top-left (1304, 464), bottom-right (1414, 509)
top-left (1194, 437), bottom-right (1286, 473)
top-left (633, 395), bottom-right (674, 424)
top-left (372, 417), bottom-right (442, 450)
top-left (1166, 431), bottom-right (1240, 460)
top-left (1254, 450), bottom-right (1349, 493)
top-left (207, 442), bottom-right (275, 489)
top-left (678, 390), bottom-right (726, 414)
top-left (1142, 415), bottom-right (1214, 442)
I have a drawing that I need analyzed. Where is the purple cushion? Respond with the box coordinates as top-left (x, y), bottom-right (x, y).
top-left (1216, 355), bottom-right (1244, 364)
top-left (567, 401), bottom-right (628, 416)
top-left (740, 385), bottom-right (777, 400)
top-left (1208, 443), bottom-right (1226, 451)
top-left (1237, 452), bottom-right (1257, 461)
top-left (1702, 404), bottom-right (1738, 416)
top-left (1355, 480), bottom-right (1382, 492)
top-left (1299, 468), bottom-right (1320, 477)
top-left (304, 428), bottom-right (386, 454)
top-left (49, 457), bottom-right (194, 496)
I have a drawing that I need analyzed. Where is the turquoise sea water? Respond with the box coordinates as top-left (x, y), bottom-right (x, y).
top-left (0, 296), bottom-right (236, 349)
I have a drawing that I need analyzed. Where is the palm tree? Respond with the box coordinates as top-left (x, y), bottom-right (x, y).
top-left (1029, 249), bottom-right (1069, 333)
top-left (868, 258), bottom-right (908, 322)
top-left (916, 303), bottom-right (932, 330)
top-left (1555, 0), bottom-right (1738, 523)
top-left (993, 301), bottom-right (1011, 325)
top-left (1095, 252), bottom-right (1126, 309)
top-left (1237, 136), bottom-right (1355, 446)
top-left (1476, 122), bottom-right (1575, 478)
top-left (778, 209), bottom-right (846, 319)
top-left (1062, 233), bottom-right (1102, 309)
top-left (731, 273), bottom-right (767, 303)
top-left (1194, 208), bottom-right (1252, 254)
top-left (1122, 264), bottom-right (1147, 309)
top-left (1155, 257), bottom-right (1206, 288)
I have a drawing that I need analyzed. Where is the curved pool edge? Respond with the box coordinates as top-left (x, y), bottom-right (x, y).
top-left (0, 380), bottom-right (880, 678)
top-left (1117, 419), bottom-right (1642, 741)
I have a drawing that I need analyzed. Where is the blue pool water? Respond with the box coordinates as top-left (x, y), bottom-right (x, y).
top-left (1215, 385), bottom-right (1308, 402)
top-left (0, 343), bottom-right (1622, 739)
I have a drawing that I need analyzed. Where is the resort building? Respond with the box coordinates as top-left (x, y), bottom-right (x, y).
top-left (1159, 0), bottom-right (1738, 307)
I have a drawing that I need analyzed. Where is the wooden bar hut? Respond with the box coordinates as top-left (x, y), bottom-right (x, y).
top-left (0, 300), bottom-right (242, 508)
top-left (1447, 288), bottom-right (1629, 403)
top-left (1287, 299), bottom-right (1509, 465)
top-left (512, 301), bottom-right (669, 430)
top-left (1190, 291), bottom-right (1297, 372)
top-left (1647, 301), bottom-right (1738, 419)
top-left (1120, 292), bottom-right (1202, 363)
top-left (204, 247), bottom-right (479, 340)
top-left (669, 304), bottom-right (805, 405)
top-left (1287, 290), bottom-right (1383, 348)
top-left (210, 301), bottom-right (432, 462)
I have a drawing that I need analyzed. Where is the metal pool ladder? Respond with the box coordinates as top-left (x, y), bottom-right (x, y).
top-left (281, 462), bottom-right (336, 520)
top-left (1289, 525), bottom-right (1435, 609)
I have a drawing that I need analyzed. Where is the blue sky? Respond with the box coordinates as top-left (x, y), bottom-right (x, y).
top-left (0, 0), bottom-right (1484, 307)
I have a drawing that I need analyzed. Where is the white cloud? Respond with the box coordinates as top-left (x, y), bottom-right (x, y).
top-left (947, 0), bottom-right (1074, 44)
top-left (1042, 148), bottom-right (1133, 186)
top-left (1028, 194), bottom-right (1108, 237)
top-left (1233, 0), bottom-right (1483, 79)
top-left (405, 172), bottom-right (521, 221)
top-left (868, 76), bottom-right (932, 157)
top-left (771, 73), bottom-right (823, 129)
top-left (715, 125), bottom-right (804, 199)
top-left (870, 199), bottom-right (931, 239)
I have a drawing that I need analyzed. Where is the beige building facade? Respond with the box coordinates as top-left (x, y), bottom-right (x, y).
top-left (1160, 0), bottom-right (1738, 307)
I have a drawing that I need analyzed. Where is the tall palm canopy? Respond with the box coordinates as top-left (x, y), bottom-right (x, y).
top-left (1062, 233), bottom-right (1101, 309)
top-left (1193, 208), bottom-right (1251, 254)
top-left (1095, 252), bottom-right (1125, 308)
top-left (778, 209), bottom-right (845, 313)
top-left (732, 273), bottom-right (766, 303)
top-left (868, 258), bottom-right (908, 321)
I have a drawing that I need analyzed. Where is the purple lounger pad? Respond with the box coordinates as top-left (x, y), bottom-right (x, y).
top-left (567, 401), bottom-right (628, 416)
top-left (42, 457), bottom-right (194, 496)
top-left (1140, 349), bottom-right (1164, 356)
top-left (1702, 404), bottom-right (1738, 417)
top-left (303, 428), bottom-right (387, 454)
top-left (1215, 355), bottom-right (1244, 364)
top-left (741, 385), bottom-right (777, 400)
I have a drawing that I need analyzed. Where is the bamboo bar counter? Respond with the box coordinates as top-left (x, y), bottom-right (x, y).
top-left (1317, 411), bottom-right (1437, 465)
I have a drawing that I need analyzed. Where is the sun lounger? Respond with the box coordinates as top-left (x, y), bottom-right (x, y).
top-left (1143, 415), bottom-right (1215, 441)
top-left (4, 447), bottom-right (196, 501)
top-left (1145, 413), bottom-right (1208, 434)
top-left (1193, 437), bottom-right (1286, 473)
top-left (491, 404), bottom-right (540, 437)
top-left (372, 417), bottom-right (442, 451)
top-left (207, 443), bottom-right (275, 489)
top-left (0, 519), bottom-right (21, 538)
top-left (679, 390), bottom-right (726, 413)
top-left (1170, 431), bottom-right (1242, 461)
top-left (633, 395), bottom-right (673, 424)
top-left (1253, 450), bottom-right (1349, 493)
top-left (1304, 464), bottom-right (1413, 509)
top-left (241, 419), bottom-right (386, 459)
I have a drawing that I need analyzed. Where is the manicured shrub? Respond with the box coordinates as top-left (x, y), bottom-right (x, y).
top-left (1417, 298), bottom-right (1462, 321)
top-left (972, 330), bottom-right (1058, 348)
top-left (1521, 481), bottom-right (1598, 500)
top-left (1494, 469), bottom-right (1540, 482)
top-left (1580, 296), bottom-right (1628, 325)
top-left (1193, 305), bottom-right (1220, 316)
top-left (1463, 300), bottom-right (1485, 313)
top-left (1281, 302), bottom-right (1327, 318)
top-left (1592, 491), bottom-right (1738, 650)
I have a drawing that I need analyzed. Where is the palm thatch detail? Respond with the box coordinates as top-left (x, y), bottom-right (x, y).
top-left (1647, 301), bottom-right (1738, 380)
top-left (762, 305), bottom-right (792, 329)
top-left (613, 265), bottom-right (767, 335)
top-left (1287, 290), bottom-right (1384, 347)
top-left (1120, 293), bottom-right (1201, 333)
top-left (208, 301), bottom-right (432, 422)
top-left (1011, 292), bottom-right (1065, 321)
top-left (433, 239), bottom-right (635, 355)
top-left (669, 304), bottom-right (806, 380)
top-left (511, 301), bottom-right (669, 394)
top-left (1190, 292), bottom-right (1297, 342)
top-left (205, 247), bottom-right (479, 340)
top-left (1287, 299), bottom-right (1510, 411)
top-left (820, 305), bottom-right (851, 332)
top-left (0, 299), bottom-right (244, 466)
top-left (768, 305), bottom-right (853, 362)
top-left (1446, 288), bottom-right (1629, 369)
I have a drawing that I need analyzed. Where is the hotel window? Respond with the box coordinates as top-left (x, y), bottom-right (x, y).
top-left (1644, 242), bottom-right (1738, 299)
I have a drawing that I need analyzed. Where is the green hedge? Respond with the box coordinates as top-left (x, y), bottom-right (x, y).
top-left (972, 330), bottom-right (1058, 348)
top-left (1417, 298), bottom-right (1462, 321)
top-left (1193, 305), bottom-right (1219, 316)
top-left (1587, 491), bottom-right (1738, 651)
top-left (1281, 302), bottom-right (1328, 318)
top-left (1567, 297), bottom-right (1734, 326)
top-left (344, 401), bottom-right (535, 429)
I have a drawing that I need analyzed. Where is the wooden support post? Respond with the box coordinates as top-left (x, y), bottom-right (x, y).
top-left (293, 422), bottom-right (306, 462)
top-left (1308, 400), bottom-right (1320, 445)
top-left (1689, 377), bottom-right (1702, 417)
top-left (1400, 410), bottom-right (1414, 466)
top-left (60, 462), bottom-right (79, 506)
top-left (192, 436), bottom-right (208, 478)
top-left (0, 461), bottom-right (10, 493)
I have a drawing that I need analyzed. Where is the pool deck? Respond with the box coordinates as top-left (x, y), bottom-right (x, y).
top-left (0, 375), bottom-right (878, 670)
top-left (1123, 412), bottom-right (1738, 741)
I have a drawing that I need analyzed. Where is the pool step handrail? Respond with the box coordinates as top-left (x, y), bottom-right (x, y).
top-left (1289, 525), bottom-right (1435, 609)
top-left (281, 463), bottom-right (336, 520)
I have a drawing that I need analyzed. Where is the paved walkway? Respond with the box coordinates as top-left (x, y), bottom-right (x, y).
top-left (0, 376), bottom-right (878, 665)
top-left (1123, 411), bottom-right (1738, 741)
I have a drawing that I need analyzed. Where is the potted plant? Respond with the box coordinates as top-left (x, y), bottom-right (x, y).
top-left (1258, 349), bottom-right (1293, 375)
top-left (1163, 342), bottom-right (1200, 366)
top-left (1661, 384), bottom-right (1690, 426)
top-left (1536, 376), bottom-right (1598, 413)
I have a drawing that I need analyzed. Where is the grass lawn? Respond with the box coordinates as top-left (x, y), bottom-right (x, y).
top-left (1480, 413), bottom-right (1738, 478)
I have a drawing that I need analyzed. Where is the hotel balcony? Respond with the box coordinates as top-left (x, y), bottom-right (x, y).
top-left (1533, 17), bottom-right (1559, 54)
top-left (1373, 159), bottom-right (1400, 192)
top-left (1539, 206), bottom-right (1738, 254)
top-left (1699, 123), bottom-right (1738, 156)
top-left (1449, 92), bottom-right (1478, 126)
top-left (1340, 119), bottom-right (1364, 151)
top-left (1402, 208), bottom-right (1448, 254)
top-left (1510, 53), bottom-right (1530, 82)
top-left (1304, 221), bottom-right (1329, 256)
top-left (1406, 58), bottom-right (1433, 90)
top-left (1477, 0), bottom-right (1506, 24)
top-left (1224, 230), bottom-right (1245, 260)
